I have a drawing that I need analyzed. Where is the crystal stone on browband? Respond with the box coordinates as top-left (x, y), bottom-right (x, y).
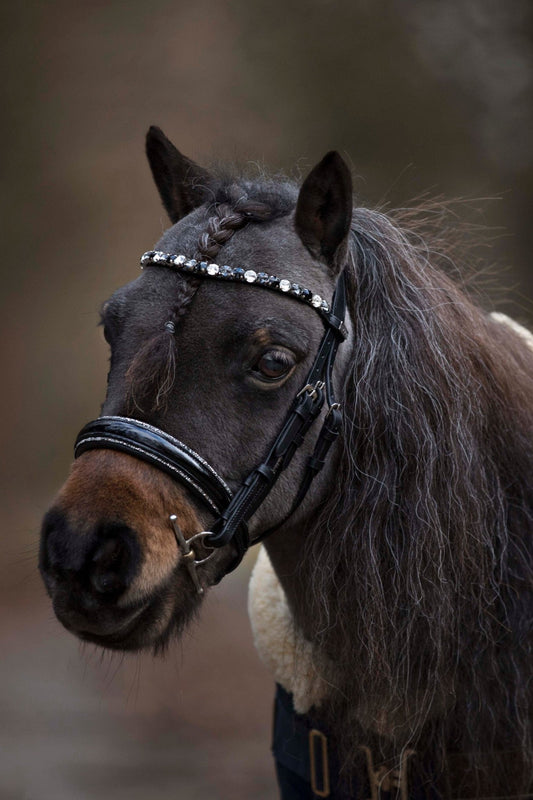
top-left (140, 250), bottom-right (343, 330)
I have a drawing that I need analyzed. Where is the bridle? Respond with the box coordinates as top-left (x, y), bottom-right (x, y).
top-left (74, 250), bottom-right (348, 592)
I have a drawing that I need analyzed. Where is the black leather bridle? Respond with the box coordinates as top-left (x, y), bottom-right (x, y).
top-left (75, 251), bottom-right (348, 590)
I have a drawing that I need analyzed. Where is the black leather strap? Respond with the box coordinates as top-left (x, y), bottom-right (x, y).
top-left (254, 405), bottom-right (343, 546)
top-left (207, 380), bottom-right (326, 553)
top-left (75, 416), bottom-right (233, 515)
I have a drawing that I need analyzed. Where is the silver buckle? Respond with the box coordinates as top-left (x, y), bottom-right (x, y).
top-left (296, 380), bottom-right (325, 401)
top-left (170, 515), bottom-right (216, 595)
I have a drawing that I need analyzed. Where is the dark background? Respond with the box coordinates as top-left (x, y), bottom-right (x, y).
top-left (1, 1), bottom-right (532, 798)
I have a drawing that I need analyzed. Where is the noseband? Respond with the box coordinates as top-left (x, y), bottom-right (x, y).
top-left (75, 251), bottom-right (347, 591)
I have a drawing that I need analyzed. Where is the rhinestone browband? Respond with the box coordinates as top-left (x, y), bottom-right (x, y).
top-left (140, 250), bottom-right (346, 335)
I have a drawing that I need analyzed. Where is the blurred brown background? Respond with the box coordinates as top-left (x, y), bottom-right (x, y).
top-left (1, 1), bottom-right (532, 798)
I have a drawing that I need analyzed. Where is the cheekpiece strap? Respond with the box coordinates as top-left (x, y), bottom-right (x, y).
top-left (207, 269), bottom-right (347, 556)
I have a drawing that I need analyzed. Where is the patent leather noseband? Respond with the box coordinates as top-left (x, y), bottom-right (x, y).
top-left (75, 416), bottom-right (234, 515)
top-left (75, 251), bottom-right (348, 589)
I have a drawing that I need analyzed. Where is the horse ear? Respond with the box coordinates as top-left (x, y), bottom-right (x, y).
top-left (294, 151), bottom-right (352, 270)
top-left (145, 126), bottom-right (212, 223)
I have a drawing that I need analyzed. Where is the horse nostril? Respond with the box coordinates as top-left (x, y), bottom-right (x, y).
top-left (90, 529), bottom-right (138, 596)
top-left (39, 509), bottom-right (82, 589)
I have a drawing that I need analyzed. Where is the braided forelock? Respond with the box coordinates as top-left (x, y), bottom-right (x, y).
top-left (173, 187), bottom-right (272, 313)
top-left (126, 187), bottom-right (277, 415)
top-left (175, 189), bottom-right (273, 319)
top-left (197, 184), bottom-right (274, 261)
top-left (198, 203), bottom-right (247, 260)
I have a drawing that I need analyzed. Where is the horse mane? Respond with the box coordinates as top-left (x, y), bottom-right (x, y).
top-left (299, 205), bottom-right (533, 793)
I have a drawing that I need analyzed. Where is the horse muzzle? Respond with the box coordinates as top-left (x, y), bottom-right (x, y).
top-left (38, 449), bottom-right (214, 650)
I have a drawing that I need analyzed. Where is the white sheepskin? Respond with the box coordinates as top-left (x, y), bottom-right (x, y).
top-left (490, 312), bottom-right (533, 350)
top-left (248, 547), bottom-right (334, 713)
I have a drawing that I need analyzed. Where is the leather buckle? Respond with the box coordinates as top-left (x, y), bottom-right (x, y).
top-left (309, 728), bottom-right (330, 797)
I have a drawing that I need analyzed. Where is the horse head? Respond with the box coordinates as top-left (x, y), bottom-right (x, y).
top-left (39, 126), bottom-right (353, 652)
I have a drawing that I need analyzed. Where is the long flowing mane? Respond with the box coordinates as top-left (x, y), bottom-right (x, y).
top-left (298, 205), bottom-right (533, 793)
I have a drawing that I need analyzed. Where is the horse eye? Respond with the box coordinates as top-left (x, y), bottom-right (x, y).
top-left (254, 350), bottom-right (295, 381)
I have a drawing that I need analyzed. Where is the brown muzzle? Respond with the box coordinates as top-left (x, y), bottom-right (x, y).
top-left (39, 449), bottom-right (206, 650)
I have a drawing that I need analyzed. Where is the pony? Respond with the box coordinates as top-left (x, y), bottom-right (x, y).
top-left (39, 126), bottom-right (533, 799)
